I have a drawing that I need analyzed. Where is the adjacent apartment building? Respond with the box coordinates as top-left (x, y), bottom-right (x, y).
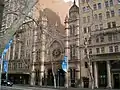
top-left (77, 0), bottom-right (120, 89)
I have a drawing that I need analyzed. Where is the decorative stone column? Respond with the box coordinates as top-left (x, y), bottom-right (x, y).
top-left (64, 15), bottom-right (70, 88)
top-left (94, 62), bottom-right (98, 88)
top-left (12, 35), bottom-right (16, 60)
top-left (39, 14), bottom-right (47, 86)
top-left (30, 27), bottom-right (37, 86)
top-left (106, 61), bottom-right (112, 88)
top-left (18, 34), bottom-right (21, 59)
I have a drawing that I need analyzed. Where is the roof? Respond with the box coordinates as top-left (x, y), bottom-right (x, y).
top-left (69, 0), bottom-right (79, 14)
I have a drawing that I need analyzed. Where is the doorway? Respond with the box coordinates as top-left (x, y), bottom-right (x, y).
top-left (113, 74), bottom-right (120, 89)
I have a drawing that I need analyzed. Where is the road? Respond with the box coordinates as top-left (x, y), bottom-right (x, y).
top-left (1, 85), bottom-right (120, 90)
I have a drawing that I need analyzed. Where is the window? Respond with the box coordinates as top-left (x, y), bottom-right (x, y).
top-left (100, 36), bottom-right (104, 42)
top-left (85, 62), bottom-right (88, 68)
top-left (113, 34), bottom-right (118, 41)
top-left (96, 48), bottom-right (100, 53)
top-left (88, 37), bottom-right (91, 44)
top-left (87, 16), bottom-right (90, 22)
top-left (105, 1), bottom-right (109, 7)
top-left (94, 14), bottom-right (98, 20)
top-left (108, 34), bottom-right (112, 41)
top-left (115, 45), bottom-right (119, 52)
top-left (118, 9), bottom-right (120, 16)
top-left (83, 7), bottom-right (86, 12)
top-left (87, 6), bottom-right (89, 11)
top-left (84, 27), bottom-right (87, 33)
top-left (107, 22), bottom-right (111, 28)
top-left (100, 24), bottom-right (103, 30)
top-left (96, 37), bottom-right (99, 43)
top-left (84, 49), bottom-right (87, 55)
top-left (83, 17), bottom-right (86, 23)
top-left (88, 26), bottom-right (91, 32)
top-left (112, 22), bottom-right (116, 27)
top-left (111, 10), bottom-right (115, 17)
top-left (101, 47), bottom-right (105, 53)
top-left (109, 46), bottom-right (113, 52)
top-left (110, 0), bottom-right (113, 6)
top-left (106, 11), bottom-right (110, 18)
top-left (95, 25), bottom-right (99, 30)
top-left (99, 13), bottom-right (102, 20)
top-left (93, 4), bottom-right (97, 10)
top-left (89, 48), bottom-right (92, 54)
top-left (98, 3), bottom-right (102, 9)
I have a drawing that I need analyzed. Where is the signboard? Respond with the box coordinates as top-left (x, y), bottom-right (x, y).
top-left (3, 60), bottom-right (8, 73)
top-left (62, 56), bottom-right (68, 72)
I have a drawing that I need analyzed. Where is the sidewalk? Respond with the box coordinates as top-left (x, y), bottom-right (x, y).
top-left (13, 84), bottom-right (120, 90)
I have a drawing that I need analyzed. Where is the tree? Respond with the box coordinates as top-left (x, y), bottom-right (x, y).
top-left (0, 0), bottom-right (38, 54)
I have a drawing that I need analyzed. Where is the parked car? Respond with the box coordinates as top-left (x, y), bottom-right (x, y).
top-left (1, 79), bottom-right (13, 87)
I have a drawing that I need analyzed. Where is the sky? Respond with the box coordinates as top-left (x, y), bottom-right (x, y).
top-left (64, 0), bottom-right (74, 2)
top-left (64, 0), bottom-right (78, 5)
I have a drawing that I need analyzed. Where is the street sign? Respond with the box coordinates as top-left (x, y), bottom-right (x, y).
top-left (62, 56), bottom-right (68, 72)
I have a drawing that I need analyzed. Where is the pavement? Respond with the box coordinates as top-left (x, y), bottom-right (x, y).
top-left (1, 85), bottom-right (120, 90)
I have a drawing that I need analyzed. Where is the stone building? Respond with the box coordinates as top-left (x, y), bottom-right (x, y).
top-left (77, 0), bottom-right (120, 89)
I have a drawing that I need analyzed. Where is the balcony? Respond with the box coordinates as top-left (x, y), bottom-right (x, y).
top-left (90, 52), bottom-right (120, 61)
top-left (91, 26), bottom-right (120, 36)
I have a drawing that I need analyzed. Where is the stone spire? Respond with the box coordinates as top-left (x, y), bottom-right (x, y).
top-left (64, 15), bottom-right (68, 23)
top-left (74, 0), bottom-right (76, 5)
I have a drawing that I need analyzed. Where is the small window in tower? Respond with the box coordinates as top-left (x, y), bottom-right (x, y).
top-left (110, 0), bottom-right (113, 6)
top-left (106, 11), bottom-right (110, 18)
top-left (98, 3), bottom-right (102, 9)
top-left (118, 9), bottom-right (120, 16)
top-left (111, 10), bottom-right (115, 17)
top-left (93, 4), bottom-right (97, 10)
top-left (83, 7), bottom-right (86, 12)
top-left (105, 1), bottom-right (109, 7)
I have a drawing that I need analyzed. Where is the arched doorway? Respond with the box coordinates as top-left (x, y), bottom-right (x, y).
top-left (57, 69), bottom-right (65, 86)
top-left (47, 69), bottom-right (54, 86)
top-left (47, 68), bottom-right (65, 86)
